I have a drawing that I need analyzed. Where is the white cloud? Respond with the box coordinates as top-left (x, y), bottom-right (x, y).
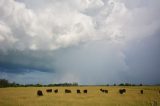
top-left (1, 0), bottom-right (159, 51)
top-left (0, 0), bottom-right (96, 51)
top-left (0, 21), bottom-right (17, 51)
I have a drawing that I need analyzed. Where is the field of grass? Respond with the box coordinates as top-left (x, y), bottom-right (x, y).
top-left (0, 86), bottom-right (160, 106)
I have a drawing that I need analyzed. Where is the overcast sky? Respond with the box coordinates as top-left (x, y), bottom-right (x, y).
top-left (0, 0), bottom-right (160, 85)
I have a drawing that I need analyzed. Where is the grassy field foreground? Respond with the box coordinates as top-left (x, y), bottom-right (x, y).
top-left (0, 86), bottom-right (160, 106)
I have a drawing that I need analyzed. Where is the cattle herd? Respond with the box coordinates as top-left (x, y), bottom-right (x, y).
top-left (37, 89), bottom-right (88, 96)
top-left (37, 88), bottom-right (159, 96)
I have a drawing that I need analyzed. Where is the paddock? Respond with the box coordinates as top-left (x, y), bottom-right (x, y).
top-left (0, 86), bottom-right (159, 106)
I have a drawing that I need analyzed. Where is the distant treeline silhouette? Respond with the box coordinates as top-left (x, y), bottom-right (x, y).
top-left (0, 79), bottom-right (78, 88)
top-left (118, 83), bottom-right (142, 86)
top-left (0, 79), bottom-right (20, 87)
top-left (0, 79), bottom-right (159, 88)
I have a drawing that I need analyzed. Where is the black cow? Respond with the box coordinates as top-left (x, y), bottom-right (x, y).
top-left (100, 89), bottom-right (104, 92)
top-left (100, 89), bottom-right (108, 93)
top-left (54, 89), bottom-right (58, 93)
top-left (104, 90), bottom-right (108, 93)
top-left (119, 89), bottom-right (126, 94)
top-left (77, 89), bottom-right (81, 93)
top-left (37, 90), bottom-right (43, 96)
top-left (100, 89), bottom-right (103, 92)
top-left (65, 89), bottom-right (71, 93)
top-left (123, 89), bottom-right (126, 93)
top-left (140, 90), bottom-right (143, 94)
top-left (84, 89), bottom-right (87, 93)
top-left (46, 89), bottom-right (52, 93)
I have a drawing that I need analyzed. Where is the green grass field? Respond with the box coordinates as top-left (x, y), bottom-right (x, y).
top-left (0, 86), bottom-right (160, 106)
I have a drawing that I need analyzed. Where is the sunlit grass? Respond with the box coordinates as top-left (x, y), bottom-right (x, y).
top-left (0, 86), bottom-right (159, 106)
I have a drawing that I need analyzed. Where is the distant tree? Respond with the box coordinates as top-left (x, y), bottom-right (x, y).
top-left (106, 84), bottom-right (109, 86)
top-left (35, 84), bottom-right (43, 87)
top-left (119, 83), bottom-right (133, 86)
top-left (10, 82), bottom-right (17, 87)
top-left (48, 84), bottom-right (54, 87)
top-left (124, 83), bottom-right (131, 86)
top-left (132, 84), bottom-right (135, 86)
top-left (0, 79), bottom-right (10, 87)
top-left (119, 83), bottom-right (125, 86)
top-left (72, 82), bottom-right (78, 86)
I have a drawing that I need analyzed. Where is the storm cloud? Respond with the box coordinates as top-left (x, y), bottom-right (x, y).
top-left (0, 0), bottom-right (160, 84)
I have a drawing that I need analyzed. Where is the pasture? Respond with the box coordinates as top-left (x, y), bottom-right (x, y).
top-left (0, 86), bottom-right (160, 106)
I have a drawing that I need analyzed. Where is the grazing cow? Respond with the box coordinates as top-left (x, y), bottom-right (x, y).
top-left (100, 89), bottom-right (103, 92)
top-left (65, 89), bottom-right (71, 93)
top-left (46, 89), bottom-right (52, 93)
top-left (84, 89), bottom-right (87, 93)
top-left (54, 89), bottom-right (58, 93)
top-left (100, 89), bottom-right (104, 92)
top-left (119, 89), bottom-right (126, 94)
top-left (104, 90), bottom-right (108, 93)
top-left (140, 90), bottom-right (143, 94)
top-left (37, 90), bottom-right (43, 96)
top-left (77, 89), bottom-right (81, 93)
top-left (100, 89), bottom-right (108, 93)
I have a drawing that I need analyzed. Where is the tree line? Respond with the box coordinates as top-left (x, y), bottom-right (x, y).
top-left (0, 79), bottom-right (147, 88)
top-left (0, 79), bottom-right (78, 88)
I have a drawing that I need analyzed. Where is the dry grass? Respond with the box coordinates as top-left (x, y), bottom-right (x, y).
top-left (0, 86), bottom-right (160, 106)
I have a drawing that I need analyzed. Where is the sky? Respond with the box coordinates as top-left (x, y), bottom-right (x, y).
top-left (0, 0), bottom-right (160, 85)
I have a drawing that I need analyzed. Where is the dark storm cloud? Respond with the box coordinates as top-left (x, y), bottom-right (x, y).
top-left (124, 33), bottom-right (160, 84)
top-left (0, 50), bottom-right (56, 73)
